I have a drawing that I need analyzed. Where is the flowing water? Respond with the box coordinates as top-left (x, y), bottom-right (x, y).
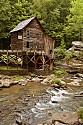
top-left (0, 79), bottom-right (83, 125)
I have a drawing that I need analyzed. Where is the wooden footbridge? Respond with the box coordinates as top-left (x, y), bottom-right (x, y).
top-left (0, 49), bottom-right (51, 70)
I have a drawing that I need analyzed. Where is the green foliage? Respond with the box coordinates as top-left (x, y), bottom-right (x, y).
top-left (0, 54), bottom-right (22, 64)
top-left (52, 77), bottom-right (61, 84)
top-left (53, 69), bottom-right (67, 75)
top-left (0, 0), bottom-right (12, 38)
top-left (54, 39), bottom-right (66, 59)
top-left (65, 49), bottom-right (74, 61)
top-left (77, 107), bottom-right (83, 120)
top-left (65, 0), bottom-right (83, 41)
top-left (0, 0), bottom-right (71, 46)
top-left (0, 0), bottom-right (82, 48)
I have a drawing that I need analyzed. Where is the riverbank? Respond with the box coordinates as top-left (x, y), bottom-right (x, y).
top-left (0, 41), bottom-right (83, 125)
top-left (0, 68), bottom-right (83, 125)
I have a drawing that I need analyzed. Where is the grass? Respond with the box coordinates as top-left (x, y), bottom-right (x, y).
top-left (0, 65), bottom-right (24, 70)
top-left (11, 75), bottom-right (24, 81)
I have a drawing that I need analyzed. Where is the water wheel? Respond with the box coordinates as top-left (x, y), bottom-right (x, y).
top-left (35, 55), bottom-right (50, 69)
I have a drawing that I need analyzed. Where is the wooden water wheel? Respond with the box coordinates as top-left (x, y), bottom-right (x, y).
top-left (35, 55), bottom-right (50, 69)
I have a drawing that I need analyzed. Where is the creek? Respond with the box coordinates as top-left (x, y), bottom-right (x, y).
top-left (0, 77), bottom-right (83, 125)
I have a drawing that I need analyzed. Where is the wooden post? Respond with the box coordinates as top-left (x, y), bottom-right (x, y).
top-left (42, 53), bottom-right (44, 70)
top-left (27, 52), bottom-right (28, 70)
top-left (50, 59), bottom-right (53, 70)
top-left (16, 50), bottom-right (18, 70)
top-left (34, 48), bottom-right (35, 66)
top-left (7, 50), bottom-right (9, 69)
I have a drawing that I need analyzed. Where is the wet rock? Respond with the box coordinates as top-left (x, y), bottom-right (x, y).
top-left (51, 100), bottom-right (58, 103)
top-left (12, 123), bottom-right (18, 125)
top-left (76, 73), bottom-right (83, 78)
top-left (55, 121), bottom-right (66, 125)
top-left (51, 84), bottom-right (60, 88)
top-left (16, 117), bottom-right (22, 125)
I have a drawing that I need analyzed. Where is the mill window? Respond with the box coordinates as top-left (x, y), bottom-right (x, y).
top-left (50, 50), bottom-right (52, 54)
top-left (27, 42), bottom-right (29, 48)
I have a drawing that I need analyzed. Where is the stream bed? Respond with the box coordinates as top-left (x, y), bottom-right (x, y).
top-left (0, 80), bottom-right (83, 125)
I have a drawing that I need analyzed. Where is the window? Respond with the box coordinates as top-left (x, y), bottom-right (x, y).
top-left (50, 50), bottom-right (52, 54)
top-left (18, 35), bottom-right (22, 39)
top-left (27, 42), bottom-right (29, 48)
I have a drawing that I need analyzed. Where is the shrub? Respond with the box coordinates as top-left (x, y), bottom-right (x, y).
top-left (52, 77), bottom-right (61, 84)
top-left (65, 49), bottom-right (74, 61)
top-left (54, 39), bottom-right (66, 59)
top-left (53, 69), bottom-right (67, 75)
top-left (77, 107), bottom-right (83, 120)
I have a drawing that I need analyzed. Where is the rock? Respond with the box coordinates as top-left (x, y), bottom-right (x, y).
top-left (16, 117), bottom-right (22, 125)
top-left (79, 91), bottom-right (83, 95)
top-left (78, 118), bottom-right (83, 124)
top-left (25, 75), bottom-right (32, 80)
top-left (9, 80), bottom-right (18, 86)
top-left (60, 81), bottom-right (66, 86)
top-left (32, 77), bottom-right (42, 82)
top-left (2, 79), bottom-right (11, 87)
top-left (0, 75), bottom-right (4, 79)
top-left (51, 84), bottom-right (60, 88)
top-left (55, 121), bottom-right (66, 125)
top-left (51, 100), bottom-right (58, 103)
top-left (30, 73), bottom-right (36, 77)
top-left (47, 112), bottom-right (79, 125)
top-left (12, 123), bottom-right (18, 125)
top-left (18, 79), bottom-right (27, 86)
top-left (72, 41), bottom-right (83, 48)
top-left (67, 81), bottom-right (80, 86)
top-left (41, 74), bottom-right (55, 84)
top-left (76, 73), bottom-right (83, 78)
top-left (0, 81), bottom-right (3, 87)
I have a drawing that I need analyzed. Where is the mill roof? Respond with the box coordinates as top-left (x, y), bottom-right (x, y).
top-left (10, 17), bottom-right (42, 33)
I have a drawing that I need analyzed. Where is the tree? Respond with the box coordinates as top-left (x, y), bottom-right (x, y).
top-left (65, 0), bottom-right (83, 42)
top-left (0, 0), bottom-right (12, 38)
top-left (0, 0), bottom-right (32, 38)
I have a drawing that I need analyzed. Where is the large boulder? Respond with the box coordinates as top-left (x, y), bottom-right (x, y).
top-left (72, 41), bottom-right (83, 48)
top-left (41, 74), bottom-right (55, 84)
top-left (47, 112), bottom-right (79, 125)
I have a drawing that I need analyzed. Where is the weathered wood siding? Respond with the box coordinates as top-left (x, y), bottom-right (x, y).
top-left (11, 31), bottom-right (23, 50)
top-left (11, 18), bottom-right (55, 59)
top-left (44, 34), bottom-right (55, 59)
top-left (23, 19), bottom-right (44, 51)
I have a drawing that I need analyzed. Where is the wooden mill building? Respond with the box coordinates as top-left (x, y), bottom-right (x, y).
top-left (10, 17), bottom-right (55, 70)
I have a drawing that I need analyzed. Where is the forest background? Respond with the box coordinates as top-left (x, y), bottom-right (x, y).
top-left (0, 0), bottom-right (83, 49)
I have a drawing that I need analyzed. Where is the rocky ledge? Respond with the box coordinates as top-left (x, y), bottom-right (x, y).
top-left (0, 71), bottom-right (83, 89)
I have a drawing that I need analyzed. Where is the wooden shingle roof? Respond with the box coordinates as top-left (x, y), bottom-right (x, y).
top-left (10, 17), bottom-right (37, 33)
